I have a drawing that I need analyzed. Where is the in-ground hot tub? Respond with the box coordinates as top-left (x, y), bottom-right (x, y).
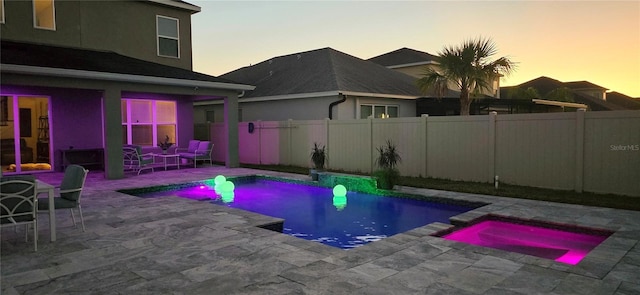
top-left (439, 218), bottom-right (613, 265)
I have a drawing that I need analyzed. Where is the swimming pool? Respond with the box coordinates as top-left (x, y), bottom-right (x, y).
top-left (131, 178), bottom-right (477, 249)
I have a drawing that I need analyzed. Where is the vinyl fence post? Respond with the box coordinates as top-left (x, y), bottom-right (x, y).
top-left (489, 111), bottom-right (497, 183)
top-left (420, 114), bottom-right (429, 178)
top-left (258, 120), bottom-right (262, 165)
top-left (575, 109), bottom-right (586, 193)
top-left (369, 117), bottom-right (374, 174)
top-left (325, 118), bottom-right (330, 169)
top-left (287, 119), bottom-right (293, 166)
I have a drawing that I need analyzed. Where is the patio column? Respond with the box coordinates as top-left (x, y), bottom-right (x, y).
top-left (224, 93), bottom-right (239, 168)
top-left (103, 86), bottom-right (124, 179)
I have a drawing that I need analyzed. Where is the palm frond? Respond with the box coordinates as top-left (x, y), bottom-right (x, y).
top-left (418, 36), bottom-right (517, 115)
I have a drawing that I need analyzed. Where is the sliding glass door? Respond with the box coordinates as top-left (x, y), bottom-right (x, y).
top-left (0, 95), bottom-right (51, 174)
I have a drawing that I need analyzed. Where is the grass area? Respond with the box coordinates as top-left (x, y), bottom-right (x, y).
top-left (240, 163), bottom-right (640, 211)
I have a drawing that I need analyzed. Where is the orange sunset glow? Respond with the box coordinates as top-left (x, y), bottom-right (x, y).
top-left (191, 1), bottom-right (639, 98)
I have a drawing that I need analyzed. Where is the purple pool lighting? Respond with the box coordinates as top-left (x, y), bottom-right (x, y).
top-left (134, 179), bottom-right (476, 249)
top-left (443, 220), bottom-right (610, 265)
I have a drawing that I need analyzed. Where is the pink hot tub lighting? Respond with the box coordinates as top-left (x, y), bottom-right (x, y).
top-left (443, 220), bottom-right (611, 265)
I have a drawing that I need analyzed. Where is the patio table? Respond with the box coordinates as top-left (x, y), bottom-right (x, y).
top-left (153, 153), bottom-right (180, 170)
top-left (36, 180), bottom-right (56, 242)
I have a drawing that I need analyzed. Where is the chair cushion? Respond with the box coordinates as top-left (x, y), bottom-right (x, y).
top-left (187, 140), bottom-right (200, 153)
top-left (196, 141), bottom-right (211, 154)
top-left (60, 165), bottom-right (87, 201)
top-left (38, 197), bottom-right (77, 210)
top-left (140, 157), bottom-right (154, 165)
top-left (1, 215), bottom-right (34, 223)
top-left (178, 153), bottom-right (196, 159)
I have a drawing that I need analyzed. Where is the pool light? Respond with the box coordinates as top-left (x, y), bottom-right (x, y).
top-left (222, 180), bottom-right (235, 193)
top-left (333, 184), bottom-right (347, 196)
top-left (214, 175), bottom-right (226, 186)
top-left (221, 192), bottom-right (235, 203)
top-left (333, 195), bottom-right (347, 210)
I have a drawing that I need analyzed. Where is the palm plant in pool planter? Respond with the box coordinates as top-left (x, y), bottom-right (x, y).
top-left (373, 140), bottom-right (402, 189)
top-left (310, 142), bottom-right (326, 181)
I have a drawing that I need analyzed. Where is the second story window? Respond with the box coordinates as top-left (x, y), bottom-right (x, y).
top-left (33, 0), bottom-right (55, 30)
top-left (156, 15), bottom-right (179, 58)
top-left (1, 0), bottom-right (5, 24)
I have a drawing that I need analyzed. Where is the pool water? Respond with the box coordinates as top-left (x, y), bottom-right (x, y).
top-left (443, 220), bottom-right (611, 265)
top-left (136, 179), bottom-right (474, 249)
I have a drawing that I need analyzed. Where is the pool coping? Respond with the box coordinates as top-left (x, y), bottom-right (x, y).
top-left (117, 172), bottom-right (630, 277)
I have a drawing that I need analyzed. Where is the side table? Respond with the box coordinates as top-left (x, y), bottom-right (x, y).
top-left (153, 153), bottom-right (180, 170)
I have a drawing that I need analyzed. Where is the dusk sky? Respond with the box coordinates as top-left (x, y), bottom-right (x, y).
top-left (191, 1), bottom-right (640, 98)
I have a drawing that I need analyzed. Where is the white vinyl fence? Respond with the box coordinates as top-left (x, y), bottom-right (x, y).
top-left (210, 110), bottom-right (640, 197)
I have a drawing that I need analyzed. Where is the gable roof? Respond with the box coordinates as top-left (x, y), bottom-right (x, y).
top-left (500, 76), bottom-right (566, 96)
top-left (499, 76), bottom-right (625, 111)
top-left (221, 47), bottom-right (422, 99)
top-left (1, 40), bottom-right (252, 90)
top-left (564, 81), bottom-right (607, 90)
top-left (367, 47), bottom-right (438, 68)
top-left (606, 91), bottom-right (640, 110)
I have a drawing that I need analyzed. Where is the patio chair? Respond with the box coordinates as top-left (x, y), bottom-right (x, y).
top-left (178, 140), bottom-right (213, 168)
top-left (1, 175), bottom-right (38, 251)
top-left (37, 165), bottom-right (89, 232)
top-left (175, 140), bottom-right (200, 155)
top-left (123, 145), bottom-right (154, 175)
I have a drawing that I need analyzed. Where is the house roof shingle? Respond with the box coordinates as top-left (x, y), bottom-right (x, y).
top-left (0, 40), bottom-right (239, 85)
top-left (564, 81), bottom-right (608, 90)
top-left (606, 91), bottom-right (640, 110)
top-left (500, 76), bottom-right (627, 111)
top-left (367, 47), bottom-right (438, 67)
top-left (221, 47), bottom-right (423, 99)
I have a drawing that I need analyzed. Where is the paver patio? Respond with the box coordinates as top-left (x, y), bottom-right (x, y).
top-left (1, 165), bottom-right (639, 294)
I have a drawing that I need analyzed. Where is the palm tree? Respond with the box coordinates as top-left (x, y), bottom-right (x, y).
top-left (417, 37), bottom-right (516, 115)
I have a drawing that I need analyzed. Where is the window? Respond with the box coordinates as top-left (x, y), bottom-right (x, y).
top-left (156, 15), bottom-right (179, 58)
top-left (1, 0), bottom-right (5, 24)
top-left (121, 99), bottom-right (177, 147)
top-left (360, 104), bottom-right (398, 119)
top-left (33, 0), bottom-right (55, 30)
top-left (205, 110), bottom-right (215, 123)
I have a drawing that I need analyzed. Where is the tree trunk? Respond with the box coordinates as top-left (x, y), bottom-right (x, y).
top-left (459, 90), bottom-right (472, 116)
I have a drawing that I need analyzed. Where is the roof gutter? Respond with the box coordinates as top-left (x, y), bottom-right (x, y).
top-left (329, 93), bottom-right (347, 120)
top-left (1, 64), bottom-right (255, 91)
top-left (147, 0), bottom-right (201, 13)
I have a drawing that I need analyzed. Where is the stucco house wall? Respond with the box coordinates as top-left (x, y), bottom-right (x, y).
top-left (194, 94), bottom-right (418, 122)
top-left (0, 0), bottom-right (195, 70)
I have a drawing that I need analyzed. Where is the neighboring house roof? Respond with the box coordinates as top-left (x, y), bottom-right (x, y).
top-left (367, 47), bottom-right (438, 68)
top-left (1, 40), bottom-right (252, 90)
top-left (500, 76), bottom-right (628, 111)
top-left (220, 47), bottom-right (423, 100)
top-left (606, 91), bottom-right (640, 110)
top-left (148, 0), bottom-right (201, 13)
top-left (500, 76), bottom-right (566, 96)
top-left (564, 81), bottom-right (608, 90)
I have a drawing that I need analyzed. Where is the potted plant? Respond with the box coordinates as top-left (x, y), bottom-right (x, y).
top-left (373, 140), bottom-right (402, 189)
top-left (158, 135), bottom-right (173, 154)
top-left (310, 142), bottom-right (326, 181)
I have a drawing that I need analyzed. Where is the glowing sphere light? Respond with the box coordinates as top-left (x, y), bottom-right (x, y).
top-left (214, 175), bottom-right (226, 186)
top-left (333, 195), bottom-right (347, 211)
top-left (222, 180), bottom-right (235, 192)
top-left (333, 184), bottom-right (347, 196)
top-left (221, 192), bottom-right (235, 203)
